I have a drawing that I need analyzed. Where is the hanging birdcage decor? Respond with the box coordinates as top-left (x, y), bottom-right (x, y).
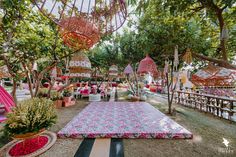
top-left (109, 64), bottom-right (118, 77)
top-left (137, 55), bottom-right (158, 77)
top-left (69, 53), bottom-right (92, 78)
top-left (59, 16), bottom-right (100, 50)
top-left (33, 0), bottom-right (127, 35)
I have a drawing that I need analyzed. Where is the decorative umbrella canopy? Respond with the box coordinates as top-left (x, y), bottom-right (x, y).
top-left (124, 64), bottom-right (134, 75)
top-left (109, 64), bottom-right (118, 77)
top-left (33, 0), bottom-right (127, 35)
top-left (0, 66), bottom-right (11, 79)
top-left (191, 64), bottom-right (236, 87)
top-left (59, 16), bottom-right (100, 50)
top-left (69, 53), bottom-right (91, 78)
top-left (137, 55), bottom-right (158, 77)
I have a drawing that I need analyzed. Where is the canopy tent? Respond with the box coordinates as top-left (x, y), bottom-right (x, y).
top-left (69, 53), bottom-right (92, 78)
top-left (33, 0), bottom-right (127, 35)
top-left (137, 55), bottom-right (158, 77)
top-left (191, 64), bottom-right (235, 87)
top-left (59, 16), bottom-right (100, 50)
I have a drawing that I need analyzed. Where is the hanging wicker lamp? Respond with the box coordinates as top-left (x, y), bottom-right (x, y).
top-left (0, 66), bottom-right (11, 79)
top-left (59, 16), bottom-right (100, 50)
top-left (124, 64), bottom-right (134, 75)
top-left (32, 0), bottom-right (127, 35)
top-left (69, 53), bottom-right (92, 78)
top-left (137, 55), bottom-right (158, 77)
top-left (109, 64), bottom-right (118, 77)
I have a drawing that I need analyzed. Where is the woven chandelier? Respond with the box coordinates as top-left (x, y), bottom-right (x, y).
top-left (33, 0), bottom-right (127, 35)
top-left (59, 16), bottom-right (100, 50)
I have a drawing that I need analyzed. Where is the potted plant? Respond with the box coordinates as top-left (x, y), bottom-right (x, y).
top-left (62, 89), bottom-right (75, 107)
top-left (50, 90), bottom-right (63, 108)
top-left (4, 98), bottom-right (57, 139)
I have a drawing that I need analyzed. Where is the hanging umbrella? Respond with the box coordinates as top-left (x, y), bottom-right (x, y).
top-left (191, 64), bottom-right (236, 87)
top-left (124, 64), bottom-right (134, 75)
top-left (59, 16), bottom-right (100, 50)
top-left (137, 55), bottom-right (158, 77)
top-left (109, 65), bottom-right (118, 77)
top-left (69, 53), bottom-right (92, 78)
top-left (32, 0), bottom-right (127, 35)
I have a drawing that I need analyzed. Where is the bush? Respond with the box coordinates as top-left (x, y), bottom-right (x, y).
top-left (4, 98), bottom-right (57, 136)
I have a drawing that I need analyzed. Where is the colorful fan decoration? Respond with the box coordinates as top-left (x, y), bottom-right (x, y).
top-left (68, 53), bottom-right (92, 78)
top-left (183, 48), bottom-right (193, 65)
top-left (33, 0), bottom-right (127, 35)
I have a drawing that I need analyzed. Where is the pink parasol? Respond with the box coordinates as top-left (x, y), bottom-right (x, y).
top-left (137, 55), bottom-right (158, 77)
top-left (124, 64), bottom-right (134, 75)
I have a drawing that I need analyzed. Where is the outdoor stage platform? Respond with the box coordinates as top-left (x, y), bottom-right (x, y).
top-left (58, 102), bottom-right (193, 139)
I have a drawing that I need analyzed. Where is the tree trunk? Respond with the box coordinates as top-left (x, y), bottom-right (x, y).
top-left (12, 79), bottom-right (17, 103)
top-left (166, 72), bottom-right (172, 114)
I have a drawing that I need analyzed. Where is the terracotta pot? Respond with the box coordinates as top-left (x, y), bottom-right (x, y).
top-left (54, 100), bottom-right (62, 108)
top-left (12, 129), bottom-right (45, 140)
top-left (63, 96), bottom-right (71, 103)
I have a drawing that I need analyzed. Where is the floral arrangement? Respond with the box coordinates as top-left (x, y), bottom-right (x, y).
top-left (4, 98), bottom-right (57, 136)
top-left (63, 89), bottom-right (72, 97)
top-left (50, 90), bottom-right (62, 101)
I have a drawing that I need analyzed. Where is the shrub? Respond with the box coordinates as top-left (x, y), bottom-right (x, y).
top-left (4, 98), bottom-right (57, 136)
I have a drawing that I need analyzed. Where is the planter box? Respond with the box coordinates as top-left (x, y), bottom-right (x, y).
top-left (54, 100), bottom-right (62, 108)
top-left (89, 94), bottom-right (101, 102)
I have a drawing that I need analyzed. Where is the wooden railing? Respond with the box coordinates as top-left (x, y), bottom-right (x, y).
top-left (174, 91), bottom-right (236, 121)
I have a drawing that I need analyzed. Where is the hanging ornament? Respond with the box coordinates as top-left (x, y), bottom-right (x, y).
top-left (183, 48), bottom-right (193, 65)
top-left (164, 60), bottom-right (169, 74)
top-left (173, 45), bottom-right (179, 71)
top-left (59, 16), bottom-right (100, 50)
top-left (220, 25), bottom-right (229, 40)
top-left (32, 62), bottom-right (38, 71)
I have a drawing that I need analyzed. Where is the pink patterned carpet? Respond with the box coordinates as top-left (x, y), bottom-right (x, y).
top-left (58, 102), bottom-right (193, 139)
